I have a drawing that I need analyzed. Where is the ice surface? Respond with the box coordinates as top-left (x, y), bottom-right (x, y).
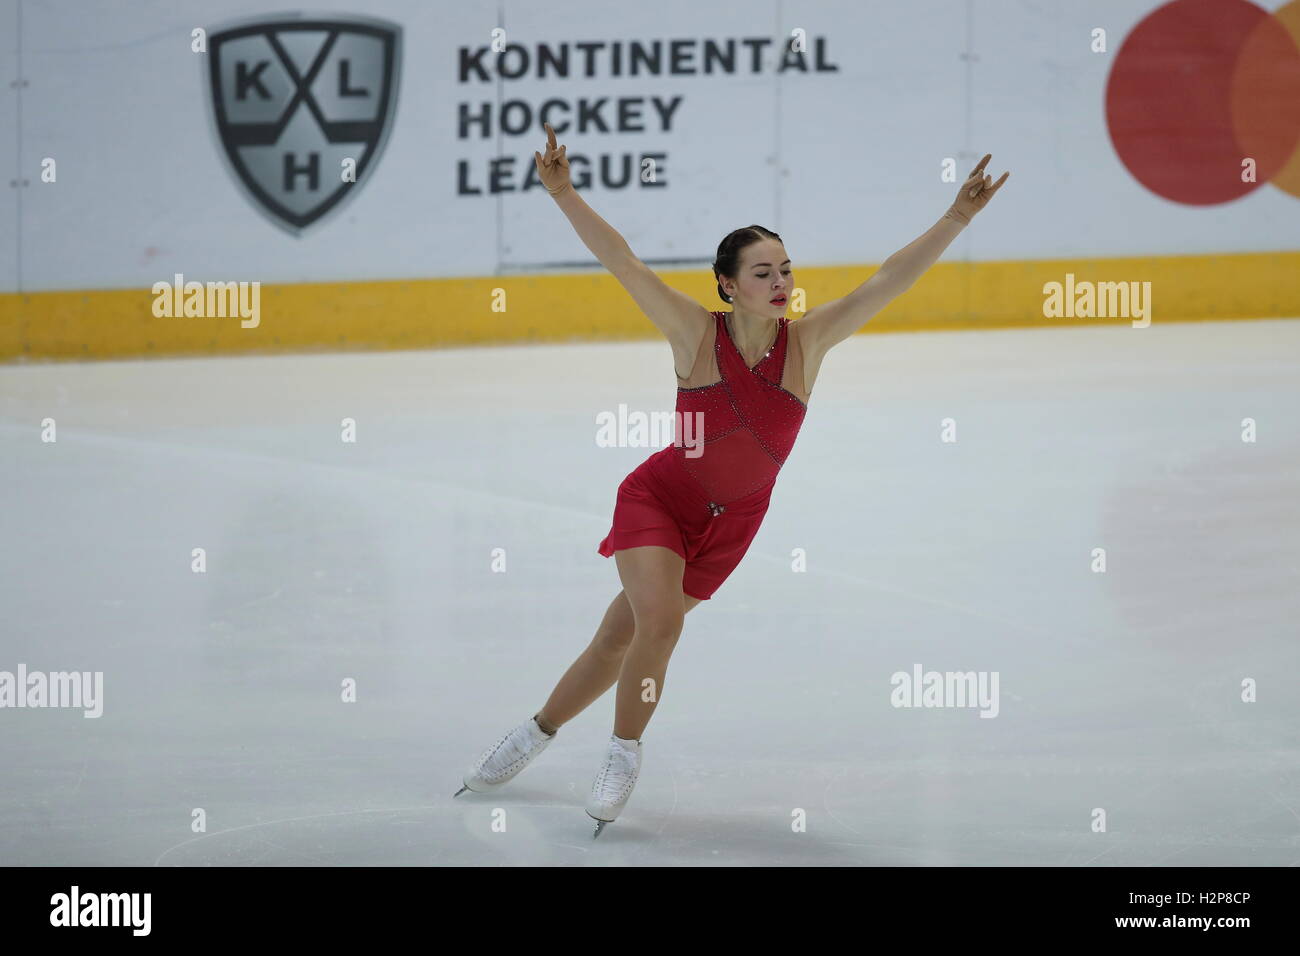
top-left (2, 319), bottom-right (1298, 865)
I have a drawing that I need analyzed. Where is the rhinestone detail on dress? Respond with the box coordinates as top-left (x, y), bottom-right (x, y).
top-left (673, 311), bottom-right (808, 514)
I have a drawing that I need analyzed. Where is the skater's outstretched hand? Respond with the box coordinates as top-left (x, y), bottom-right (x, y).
top-left (945, 154), bottom-right (1009, 225)
top-left (535, 122), bottom-right (572, 198)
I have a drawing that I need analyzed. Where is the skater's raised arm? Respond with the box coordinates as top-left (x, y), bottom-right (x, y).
top-left (535, 123), bottom-right (710, 364)
top-left (799, 154), bottom-right (1010, 359)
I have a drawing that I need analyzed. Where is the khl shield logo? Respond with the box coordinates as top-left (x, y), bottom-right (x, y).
top-left (206, 14), bottom-right (401, 234)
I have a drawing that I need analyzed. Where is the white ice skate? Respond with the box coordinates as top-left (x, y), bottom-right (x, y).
top-left (454, 716), bottom-right (556, 796)
top-left (586, 734), bottom-right (642, 838)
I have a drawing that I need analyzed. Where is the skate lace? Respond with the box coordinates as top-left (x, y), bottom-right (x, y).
top-left (478, 725), bottom-right (535, 780)
top-left (597, 743), bottom-right (638, 798)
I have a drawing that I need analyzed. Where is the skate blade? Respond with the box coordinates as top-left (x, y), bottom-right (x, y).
top-left (592, 819), bottom-right (609, 839)
top-left (453, 784), bottom-right (469, 797)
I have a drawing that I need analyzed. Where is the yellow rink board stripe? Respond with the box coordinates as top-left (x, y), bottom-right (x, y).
top-left (1, 250), bottom-right (1297, 361)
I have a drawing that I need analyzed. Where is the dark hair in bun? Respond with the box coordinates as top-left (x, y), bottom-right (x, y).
top-left (712, 225), bottom-right (782, 304)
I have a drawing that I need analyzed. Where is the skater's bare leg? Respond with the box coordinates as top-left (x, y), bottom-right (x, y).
top-left (537, 585), bottom-right (701, 732)
top-left (611, 545), bottom-right (690, 741)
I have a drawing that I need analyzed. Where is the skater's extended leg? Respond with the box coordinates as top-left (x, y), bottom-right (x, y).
top-left (611, 545), bottom-right (689, 741)
top-left (538, 586), bottom-right (701, 731)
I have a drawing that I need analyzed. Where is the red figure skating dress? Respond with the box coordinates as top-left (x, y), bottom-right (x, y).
top-left (598, 310), bottom-right (808, 599)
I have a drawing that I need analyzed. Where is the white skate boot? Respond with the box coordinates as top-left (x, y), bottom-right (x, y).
top-left (586, 734), bottom-right (642, 838)
top-left (454, 716), bottom-right (556, 796)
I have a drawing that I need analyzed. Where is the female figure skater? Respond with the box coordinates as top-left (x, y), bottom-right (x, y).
top-left (456, 123), bottom-right (1009, 837)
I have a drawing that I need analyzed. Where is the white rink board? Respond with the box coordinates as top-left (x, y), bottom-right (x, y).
top-left (6, 0), bottom-right (1300, 293)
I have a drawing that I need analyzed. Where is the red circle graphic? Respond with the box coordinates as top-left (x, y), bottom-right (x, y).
top-left (1106, 0), bottom-right (1300, 204)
